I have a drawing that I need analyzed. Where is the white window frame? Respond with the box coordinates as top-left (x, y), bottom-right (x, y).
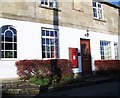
top-left (41, 28), bottom-right (59, 59)
top-left (40, 0), bottom-right (57, 8)
top-left (114, 42), bottom-right (119, 60)
top-left (100, 41), bottom-right (112, 60)
top-left (92, 1), bottom-right (104, 20)
top-left (0, 25), bottom-right (17, 60)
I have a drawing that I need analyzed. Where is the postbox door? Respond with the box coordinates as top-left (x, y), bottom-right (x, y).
top-left (69, 48), bottom-right (78, 68)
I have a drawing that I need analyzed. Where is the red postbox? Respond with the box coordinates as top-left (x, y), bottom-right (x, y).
top-left (69, 48), bottom-right (78, 68)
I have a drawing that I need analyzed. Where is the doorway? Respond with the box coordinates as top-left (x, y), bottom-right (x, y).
top-left (80, 39), bottom-right (92, 75)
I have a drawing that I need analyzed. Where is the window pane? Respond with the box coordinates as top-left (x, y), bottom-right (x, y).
top-left (42, 45), bottom-right (45, 51)
top-left (101, 51), bottom-right (104, 55)
top-left (51, 52), bottom-right (54, 58)
top-left (100, 47), bottom-right (104, 50)
top-left (5, 51), bottom-right (13, 58)
top-left (5, 37), bottom-right (12, 42)
top-left (55, 31), bottom-right (58, 37)
top-left (1, 51), bottom-right (4, 58)
top-left (93, 8), bottom-right (96, 13)
top-left (10, 27), bottom-right (17, 34)
top-left (93, 2), bottom-right (96, 7)
top-left (101, 56), bottom-right (104, 60)
top-left (98, 4), bottom-right (101, 8)
top-left (45, 0), bottom-right (48, 5)
top-left (41, 0), bottom-right (44, 4)
top-left (42, 30), bottom-right (45, 36)
top-left (53, 0), bottom-right (57, 8)
top-left (46, 30), bottom-right (49, 36)
top-left (14, 35), bottom-right (17, 42)
top-left (98, 9), bottom-right (102, 19)
top-left (47, 52), bottom-right (50, 58)
top-left (5, 31), bottom-right (13, 42)
top-left (46, 45), bottom-right (50, 51)
top-left (14, 51), bottom-right (17, 58)
top-left (46, 39), bottom-right (49, 45)
top-left (5, 43), bottom-right (12, 50)
top-left (50, 31), bottom-right (54, 36)
top-left (42, 52), bottom-right (46, 58)
top-left (51, 46), bottom-right (54, 51)
top-left (14, 43), bottom-right (17, 50)
top-left (42, 38), bottom-right (45, 44)
top-left (94, 13), bottom-right (97, 17)
top-left (49, 1), bottom-right (53, 7)
top-left (50, 39), bottom-right (54, 45)
top-left (2, 43), bottom-right (4, 50)
top-left (56, 52), bottom-right (59, 58)
top-left (55, 46), bottom-right (58, 52)
top-left (93, 8), bottom-right (97, 17)
top-left (55, 39), bottom-right (58, 45)
top-left (114, 43), bottom-right (118, 60)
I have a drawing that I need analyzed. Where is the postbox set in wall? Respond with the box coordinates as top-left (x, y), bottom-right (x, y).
top-left (69, 48), bottom-right (78, 68)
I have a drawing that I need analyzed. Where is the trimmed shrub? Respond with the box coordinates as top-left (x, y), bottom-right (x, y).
top-left (15, 59), bottom-right (73, 86)
top-left (94, 60), bottom-right (120, 75)
top-left (15, 60), bottom-right (51, 79)
top-left (29, 76), bottom-right (51, 86)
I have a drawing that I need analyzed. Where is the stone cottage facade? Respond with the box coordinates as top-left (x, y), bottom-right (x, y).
top-left (0, 0), bottom-right (119, 78)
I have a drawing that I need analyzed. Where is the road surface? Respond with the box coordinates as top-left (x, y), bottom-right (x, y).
top-left (35, 81), bottom-right (120, 96)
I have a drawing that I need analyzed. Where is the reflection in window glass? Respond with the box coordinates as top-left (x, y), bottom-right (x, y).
top-left (92, 1), bottom-right (103, 20)
top-left (50, 31), bottom-right (54, 36)
top-left (5, 51), bottom-right (13, 58)
top-left (42, 38), bottom-right (45, 44)
top-left (42, 45), bottom-right (45, 51)
top-left (100, 41), bottom-right (111, 60)
top-left (42, 28), bottom-right (59, 59)
top-left (114, 43), bottom-right (118, 60)
top-left (42, 30), bottom-right (45, 36)
top-left (46, 30), bottom-right (49, 36)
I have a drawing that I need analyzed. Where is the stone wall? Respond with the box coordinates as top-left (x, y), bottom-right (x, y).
top-left (0, 0), bottom-right (119, 35)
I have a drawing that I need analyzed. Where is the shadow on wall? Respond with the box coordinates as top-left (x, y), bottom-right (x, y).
top-left (50, 59), bottom-right (61, 83)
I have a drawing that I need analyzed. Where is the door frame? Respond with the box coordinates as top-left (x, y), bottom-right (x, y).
top-left (80, 38), bottom-right (92, 75)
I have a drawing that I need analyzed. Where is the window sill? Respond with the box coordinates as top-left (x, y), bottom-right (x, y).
top-left (93, 18), bottom-right (106, 22)
top-left (0, 58), bottom-right (18, 61)
top-left (72, 8), bottom-right (84, 13)
top-left (39, 5), bottom-right (61, 12)
top-left (42, 58), bottom-right (59, 60)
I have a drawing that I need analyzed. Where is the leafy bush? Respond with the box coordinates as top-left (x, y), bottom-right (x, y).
top-left (15, 59), bottom-right (73, 86)
top-left (29, 76), bottom-right (51, 86)
top-left (94, 60), bottom-right (120, 75)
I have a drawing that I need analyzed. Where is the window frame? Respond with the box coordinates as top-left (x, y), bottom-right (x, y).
top-left (41, 27), bottom-right (59, 60)
top-left (114, 42), bottom-right (119, 60)
top-left (100, 40), bottom-right (112, 60)
top-left (92, 0), bottom-right (104, 20)
top-left (0, 25), bottom-right (17, 60)
top-left (40, 0), bottom-right (57, 8)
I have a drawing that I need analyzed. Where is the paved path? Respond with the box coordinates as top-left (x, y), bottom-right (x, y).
top-left (34, 81), bottom-right (120, 96)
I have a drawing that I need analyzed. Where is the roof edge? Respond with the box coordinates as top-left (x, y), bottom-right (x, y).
top-left (94, 0), bottom-right (120, 9)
